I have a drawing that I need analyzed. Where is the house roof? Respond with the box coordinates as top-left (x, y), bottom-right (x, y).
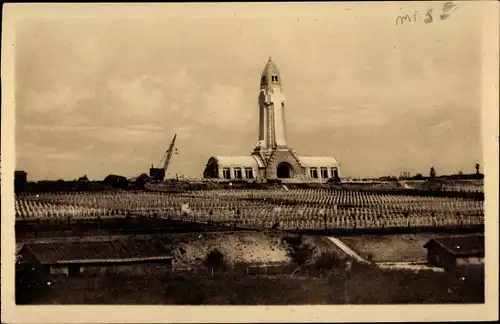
top-left (298, 156), bottom-right (339, 168)
top-left (424, 235), bottom-right (484, 257)
top-left (22, 238), bottom-right (173, 265)
top-left (261, 57), bottom-right (281, 79)
top-left (209, 156), bottom-right (262, 168)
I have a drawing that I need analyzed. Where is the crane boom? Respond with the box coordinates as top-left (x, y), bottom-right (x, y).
top-left (162, 133), bottom-right (177, 181)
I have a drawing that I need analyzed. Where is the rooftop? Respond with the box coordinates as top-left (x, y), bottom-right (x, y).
top-left (298, 156), bottom-right (339, 168)
top-left (261, 57), bottom-right (280, 77)
top-left (21, 237), bottom-right (173, 265)
top-left (424, 235), bottom-right (484, 257)
top-left (209, 156), bottom-right (262, 168)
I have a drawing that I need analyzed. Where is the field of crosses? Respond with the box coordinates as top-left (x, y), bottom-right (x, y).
top-left (15, 188), bottom-right (484, 230)
top-left (401, 180), bottom-right (484, 193)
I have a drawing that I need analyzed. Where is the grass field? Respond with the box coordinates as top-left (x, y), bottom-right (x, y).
top-left (22, 263), bottom-right (484, 305)
top-left (337, 232), bottom-right (480, 262)
top-left (17, 228), bottom-right (485, 305)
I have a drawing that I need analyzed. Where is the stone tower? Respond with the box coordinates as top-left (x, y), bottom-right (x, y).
top-left (252, 57), bottom-right (305, 179)
top-left (204, 57), bottom-right (339, 183)
top-left (255, 57), bottom-right (288, 151)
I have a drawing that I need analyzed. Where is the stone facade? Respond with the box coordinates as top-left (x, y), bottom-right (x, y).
top-left (254, 149), bottom-right (305, 179)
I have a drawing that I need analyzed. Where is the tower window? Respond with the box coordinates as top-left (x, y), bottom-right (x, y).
top-left (331, 168), bottom-right (339, 179)
top-left (271, 75), bottom-right (279, 82)
top-left (234, 168), bottom-right (243, 179)
top-left (222, 168), bottom-right (231, 179)
top-left (245, 168), bottom-right (254, 179)
top-left (309, 168), bottom-right (318, 179)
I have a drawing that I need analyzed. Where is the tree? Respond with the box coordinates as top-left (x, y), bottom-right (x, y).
top-left (429, 166), bottom-right (436, 178)
top-left (282, 235), bottom-right (316, 266)
top-left (411, 173), bottom-right (424, 180)
top-left (314, 252), bottom-right (342, 270)
top-left (204, 249), bottom-right (227, 272)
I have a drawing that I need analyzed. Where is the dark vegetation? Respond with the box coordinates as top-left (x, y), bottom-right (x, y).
top-left (16, 261), bottom-right (48, 304)
top-left (15, 217), bottom-right (247, 239)
top-left (17, 237), bottom-right (484, 305)
top-left (16, 215), bottom-right (484, 240)
top-left (20, 262), bottom-right (484, 305)
top-left (282, 234), bottom-right (316, 266)
top-left (293, 225), bottom-right (484, 237)
top-left (203, 249), bottom-right (229, 273)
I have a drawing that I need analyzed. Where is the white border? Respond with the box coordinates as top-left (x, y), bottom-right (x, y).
top-left (2, 2), bottom-right (498, 323)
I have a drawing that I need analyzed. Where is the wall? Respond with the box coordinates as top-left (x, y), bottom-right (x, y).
top-left (78, 261), bottom-right (173, 276)
top-left (456, 256), bottom-right (484, 266)
top-left (428, 249), bottom-right (484, 270)
top-left (427, 246), bottom-right (456, 269)
top-left (204, 159), bottom-right (258, 180)
top-left (305, 167), bottom-right (339, 180)
top-left (203, 160), bottom-right (219, 178)
top-left (265, 149), bottom-right (305, 179)
top-left (50, 265), bottom-right (69, 276)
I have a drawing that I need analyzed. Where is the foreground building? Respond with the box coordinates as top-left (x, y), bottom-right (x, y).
top-left (18, 239), bottom-right (174, 276)
top-left (424, 235), bottom-right (484, 270)
top-left (204, 58), bottom-right (339, 182)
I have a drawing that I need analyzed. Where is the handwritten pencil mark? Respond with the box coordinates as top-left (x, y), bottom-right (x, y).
top-left (424, 9), bottom-right (434, 24)
top-left (396, 2), bottom-right (458, 26)
top-left (396, 14), bottom-right (413, 25)
top-left (413, 11), bottom-right (422, 22)
top-left (441, 2), bottom-right (458, 20)
top-left (395, 11), bottom-right (422, 25)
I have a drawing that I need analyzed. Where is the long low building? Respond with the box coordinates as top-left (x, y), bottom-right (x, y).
top-left (423, 235), bottom-right (484, 270)
top-left (203, 58), bottom-right (340, 183)
top-left (204, 155), bottom-right (339, 181)
top-left (18, 239), bottom-right (174, 276)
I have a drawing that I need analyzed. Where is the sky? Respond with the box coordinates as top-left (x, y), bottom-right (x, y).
top-left (14, 2), bottom-right (484, 181)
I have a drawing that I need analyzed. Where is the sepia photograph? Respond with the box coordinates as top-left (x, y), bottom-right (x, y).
top-left (1, 1), bottom-right (499, 323)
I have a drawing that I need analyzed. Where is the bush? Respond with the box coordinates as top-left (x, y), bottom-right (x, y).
top-left (204, 249), bottom-right (228, 272)
top-left (314, 252), bottom-right (342, 270)
top-left (366, 253), bottom-right (374, 262)
top-left (16, 263), bottom-right (48, 304)
top-left (165, 274), bottom-right (209, 304)
top-left (282, 235), bottom-right (316, 266)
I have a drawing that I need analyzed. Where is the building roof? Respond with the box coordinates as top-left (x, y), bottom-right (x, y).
top-left (298, 156), bottom-right (339, 168)
top-left (424, 235), bottom-right (484, 257)
top-left (209, 156), bottom-right (262, 168)
top-left (22, 238), bottom-right (173, 265)
top-left (261, 57), bottom-right (280, 78)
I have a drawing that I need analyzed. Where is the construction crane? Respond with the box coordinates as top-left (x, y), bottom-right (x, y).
top-left (149, 134), bottom-right (178, 182)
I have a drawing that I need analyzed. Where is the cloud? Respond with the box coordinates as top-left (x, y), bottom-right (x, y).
top-left (17, 142), bottom-right (89, 161)
top-left (195, 84), bottom-right (254, 129)
top-left (19, 125), bottom-right (102, 132)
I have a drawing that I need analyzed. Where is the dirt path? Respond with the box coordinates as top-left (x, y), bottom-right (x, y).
top-left (326, 237), bottom-right (368, 263)
top-left (325, 236), bottom-right (445, 272)
top-left (376, 262), bottom-right (444, 272)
